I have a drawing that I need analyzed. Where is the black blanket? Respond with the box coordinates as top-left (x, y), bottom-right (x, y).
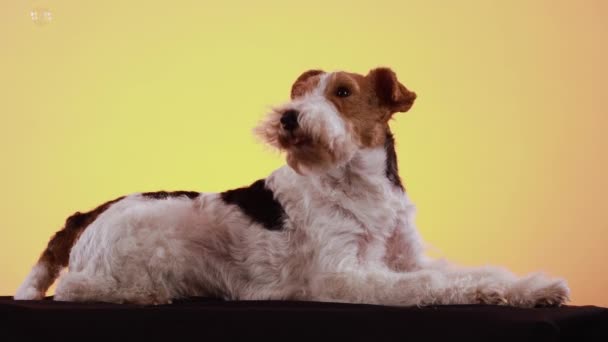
top-left (0, 297), bottom-right (606, 341)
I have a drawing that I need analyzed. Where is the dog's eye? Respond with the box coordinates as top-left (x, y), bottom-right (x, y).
top-left (336, 87), bottom-right (351, 98)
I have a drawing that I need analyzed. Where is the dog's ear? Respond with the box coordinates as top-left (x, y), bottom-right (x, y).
top-left (368, 67), bottom-right (417, 116)
top-left (291, 69), bottom-right (325, 99)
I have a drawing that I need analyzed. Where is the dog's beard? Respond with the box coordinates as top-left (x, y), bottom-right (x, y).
top-left (285, 139), bottom-right (337, 175)
top-left (254, 112), bottom-right (357, 176)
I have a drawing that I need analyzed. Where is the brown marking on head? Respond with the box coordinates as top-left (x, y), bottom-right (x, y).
top-left (324, 67), bottom-right (416, 148)
top-left (253, 69), bottom-right (324, 151)
top-left (266, 69), bottom-right (340, 173)
top-left (369, 67), bottom-right (417, 115)
top-left (291, 69), bottom-right (325, 99)
top-left (256, 67), bottom-right (415, 177)
top-left (38, 196), bottom-right (125, 277)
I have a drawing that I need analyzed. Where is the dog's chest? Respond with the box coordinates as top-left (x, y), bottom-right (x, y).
top-left (302, 184), bottom-right (406, 267)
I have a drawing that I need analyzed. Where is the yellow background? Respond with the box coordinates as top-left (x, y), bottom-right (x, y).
top-left (1, 1), bottom-right (606, 306)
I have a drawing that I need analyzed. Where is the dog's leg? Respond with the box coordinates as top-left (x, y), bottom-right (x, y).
top-left (309, 269), bottom-right (452, 306)
top-left (54, 272), bottom-right (120, 303)
top-left (424, 261), bottom-right (570, 307)
top-left (309, 266), bottom-right (569, 307)
top-left (54, 271), bottom-right (173, 305)
top-left (505, 272), bottom-right (570, 307)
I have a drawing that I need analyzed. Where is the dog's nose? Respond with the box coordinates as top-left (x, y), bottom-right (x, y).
top-left (280, 110), bottom-right (299, 131)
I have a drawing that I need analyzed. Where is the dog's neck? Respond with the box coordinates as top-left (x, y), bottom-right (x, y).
top-left (313, 130), bottom-right (403, 195)
top-left (266, 137), bottom-right (408, 235)
top-left (309, 147), bottom-right (404, 203)
top-left (267, 130), bottom-right (406, 219)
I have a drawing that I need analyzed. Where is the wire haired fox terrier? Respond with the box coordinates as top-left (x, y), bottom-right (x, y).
top-left (15, 67), bottom-right (569, 307)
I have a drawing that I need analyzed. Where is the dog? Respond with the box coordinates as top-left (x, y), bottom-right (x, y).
top-left (15, 67), bottom-right (569, 307)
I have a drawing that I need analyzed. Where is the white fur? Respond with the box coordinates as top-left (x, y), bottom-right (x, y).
top-left (14, 263), bottom-right (49, 300)
top-left (15, 72), bottom-right (569, 307)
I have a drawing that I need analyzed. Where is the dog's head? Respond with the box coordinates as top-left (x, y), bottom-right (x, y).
top-left (255, 67), bottom-right (416, 175)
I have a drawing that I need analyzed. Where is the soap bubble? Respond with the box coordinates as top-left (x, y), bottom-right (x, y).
top-left (30, 8), bottom-right (53, 26)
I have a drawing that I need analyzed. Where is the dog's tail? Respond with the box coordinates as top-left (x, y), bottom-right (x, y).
top-left (14, 196), bottom-right (124, 300)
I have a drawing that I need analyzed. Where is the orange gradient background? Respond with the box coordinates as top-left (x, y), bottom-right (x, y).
top-left (1, 1), bottom-right (606, 306)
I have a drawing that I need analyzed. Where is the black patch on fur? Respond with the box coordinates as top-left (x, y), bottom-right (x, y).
top-left (385, 130), bottom-right (404, 190)
top-left (141, 191), bottom-right (200, 200)
top-left (220, 179), bottom-right (285, 231)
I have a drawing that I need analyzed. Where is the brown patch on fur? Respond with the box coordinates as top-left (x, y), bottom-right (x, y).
top-left (38, 196), bottom-right (125, 279)
top-left (257, 67), bottom-right (415, 177)
top-left (356, 232), bottom-right (372, 261)
top-left (141, 191), bottom-right (200, 200)
top-left (324, 68), bottom-right (416, 148)
top-left (291, 69), bottom-right (324, 99)
top-left (261, 117), bottom-right (338, 174)
top-left (383, 227), bottom-right (418, 272)
top-left (277, 130), bottom-right (312, 149)
top-left (369, 68), bottom-right (417, 115)
top-left (286, 141), bottom-right (336, 174)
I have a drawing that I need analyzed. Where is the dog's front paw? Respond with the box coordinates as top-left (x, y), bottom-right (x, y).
top-left (508, 273), bottom-right (570, 308)
top-left (475, 287), bottom-right (508, 305)
top-left (532, 278), bottom-right (570, 307)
